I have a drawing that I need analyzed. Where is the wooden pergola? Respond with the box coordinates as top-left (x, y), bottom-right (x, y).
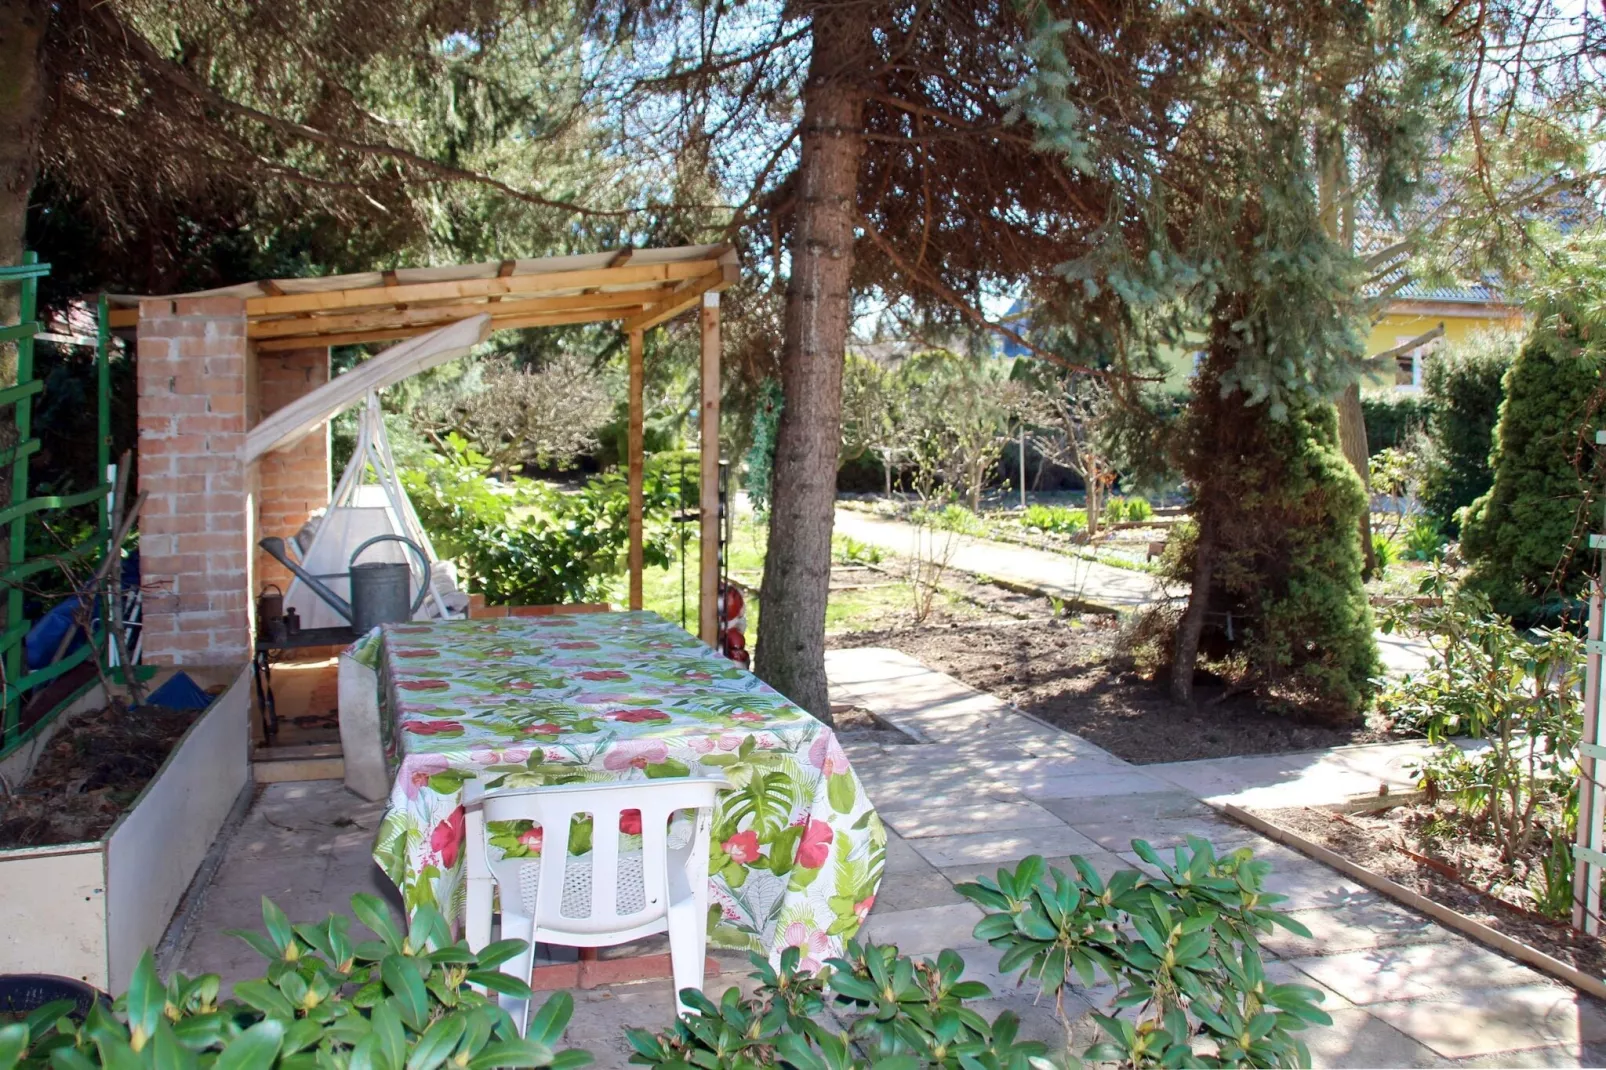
top-left (111, 243), bottom-right (739, 644)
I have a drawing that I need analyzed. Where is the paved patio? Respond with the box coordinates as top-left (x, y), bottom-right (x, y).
top-left (168, 646), bottom-right (1606, 1068)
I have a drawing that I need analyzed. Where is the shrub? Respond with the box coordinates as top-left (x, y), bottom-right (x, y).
top-left (1022, 503), bottom-right (1086, 535)
top-left (1381, 566), bottom-right (1582, 864)
top-left (1459, 320), bottom-right (1606, 620)
top-left (958, 844), bottom-right (1330, 1068)
top-left (631, 841), bottom-right (1331, 1069)
top-left (1168, 392), bottom-right (1379, 717)
top-left (0, 895), bottom-right (584, 1070)
top-left (1103, 496), bottom-right (1127, 522)
top-left (1419, 330), bottom-right (1519, 531)
top-left (1360, 391), bottom-right (1429, 454)
top-left (832, 534), bottom-right (884, 566)
top-left (626, 944), bottom-right (1049, 1068)
top-left (403, 436), bottom-right (677, 606)
top-left (1124, 496), bottom-right (1154, 522)
top-left (1370, 532), bottom-right (1396, 572)
top-left (1402, 515), bottom-right (1446, 561)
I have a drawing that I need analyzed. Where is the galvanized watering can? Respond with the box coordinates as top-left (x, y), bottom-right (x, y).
top-left (258, 533), bottom-right (432, 633)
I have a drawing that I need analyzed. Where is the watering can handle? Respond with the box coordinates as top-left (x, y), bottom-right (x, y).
top-left (349, 535), bottom-right (433, 617)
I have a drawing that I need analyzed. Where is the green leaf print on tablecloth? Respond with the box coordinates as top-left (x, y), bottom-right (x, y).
top-left (356, 610), bottom-right (885, 965)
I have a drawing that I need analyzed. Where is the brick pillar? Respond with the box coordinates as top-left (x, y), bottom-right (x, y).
top-left (255, 347), bottom-right (331, 591)
top-left (136, 297), bottom-right (253, 664)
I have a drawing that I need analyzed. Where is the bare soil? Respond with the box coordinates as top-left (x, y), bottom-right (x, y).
top-left (0, 704), bottom-right (203, 849)
top-left (1252, 802), bottom-right (1606, 978)
top-left (828, 617), bottom-right (1390, 764)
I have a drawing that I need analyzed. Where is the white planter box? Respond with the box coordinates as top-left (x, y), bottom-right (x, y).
top-left (0, 664), bottom-right (251, 993)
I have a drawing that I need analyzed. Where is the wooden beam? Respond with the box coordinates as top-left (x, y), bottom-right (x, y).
top-left (699, 292), bottom-right (721, 647)
top-left (621, 268), bottom-right (728, 334)
top-left (488, 260), bottom-right (516, 304)
top-left (107, 308), bottom-right (138, 329)
top-left (249, 288), bottom-right (665, 340)
top-left (245, 260), bottom-right (722, 317)
top-left (252, 303), bottom-right (655, 351)
top-left (628, 329), bottom-right (645, 612)
top-left (258, 280), bottom-right (285, 296)
top-left (608, 247), bottom-right (634, 267)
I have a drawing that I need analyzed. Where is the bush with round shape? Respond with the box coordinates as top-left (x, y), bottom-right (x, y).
top-left (1419, 330), bottom-right (1520, 531)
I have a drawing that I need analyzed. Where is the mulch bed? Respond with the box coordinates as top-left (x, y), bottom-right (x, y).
top-left (1250, 802), bottom-right (1606, 978)
top-left (0, 703), bottom-right (204, 849)
top-left (827, 617), bottom-right (1390, 764)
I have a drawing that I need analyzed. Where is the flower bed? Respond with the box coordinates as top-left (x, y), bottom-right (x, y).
top-left (0, 664), bottom-right (250, 991)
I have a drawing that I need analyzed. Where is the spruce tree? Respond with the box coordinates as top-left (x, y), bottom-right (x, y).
top-left (1460, 308), bottom-right (1606, 620)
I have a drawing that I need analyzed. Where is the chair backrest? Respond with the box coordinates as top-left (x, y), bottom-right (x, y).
top-left (478, 777), bottom-right (726, 937)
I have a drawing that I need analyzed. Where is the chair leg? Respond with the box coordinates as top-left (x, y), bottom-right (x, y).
top-left (666, 897), bottom-right (705, 1017)
top-left (497, 911), bottom-right (536, 1036)
top-left (465, 876), bottom-right (493, 953)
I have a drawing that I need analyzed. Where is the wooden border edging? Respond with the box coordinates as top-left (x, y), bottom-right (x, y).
top-left (1220, 802), bottom-right (1606, 1002)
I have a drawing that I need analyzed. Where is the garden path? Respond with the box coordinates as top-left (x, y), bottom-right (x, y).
top-left (831, 505), bottom-right (1433, 676)
top-left (166, 649), bottom-right (1576, 1067)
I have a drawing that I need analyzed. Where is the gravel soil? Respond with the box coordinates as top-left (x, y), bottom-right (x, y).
top-left (1250, 802), bottom-right (1606, 978)
top-left (828, 617), bottom-right (1389, 764)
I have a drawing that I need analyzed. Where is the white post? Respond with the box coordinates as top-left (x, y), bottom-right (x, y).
top-left (1019, 427), bottom-right (1027, 510)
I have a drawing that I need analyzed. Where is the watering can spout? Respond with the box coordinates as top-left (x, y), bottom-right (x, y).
top-left (258, 536), bottom-right (352, 623)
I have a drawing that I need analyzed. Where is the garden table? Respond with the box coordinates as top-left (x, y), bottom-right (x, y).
top-left (345, 611), bottom-right (885, 970)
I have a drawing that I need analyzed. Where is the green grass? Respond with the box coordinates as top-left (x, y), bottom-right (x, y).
top-left (610, 506), bottom-right (972, 637)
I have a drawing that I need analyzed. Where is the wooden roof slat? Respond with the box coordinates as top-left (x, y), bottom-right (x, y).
top-left (245, 260), bottom-right (720, 317)
top-left (258, 280), bottom-right (285, 296)
top-left (620, 268), bottom-right (729, 333)
top-left (253, 303), bottom-right (662, 351)
top-left (249, 288), bottom-right (665, 340)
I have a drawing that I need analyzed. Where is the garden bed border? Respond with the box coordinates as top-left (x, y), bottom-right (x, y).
top-left (1220, 802), bottom-right (1606, 1001)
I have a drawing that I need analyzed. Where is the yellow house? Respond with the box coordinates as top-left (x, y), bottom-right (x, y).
top-left (1363, 280), bottom-right (1525, 392)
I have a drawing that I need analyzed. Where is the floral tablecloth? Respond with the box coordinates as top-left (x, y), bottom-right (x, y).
top-left (347, 611), bottom-right (885, 967)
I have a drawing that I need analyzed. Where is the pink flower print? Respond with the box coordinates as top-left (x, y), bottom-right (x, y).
top-left (404, 755), bottom-right (449, 799)
top-left (403, 719), bottom-right (462, 735)
top-left (722, 903), bottom-right (741, 921)
top-left (722, 830), bottom-right (760, 865)
top-left (688, 736), bottom-right (715, 754)
top-left (795, 819), bottom-right (834, 870)
top-left (499, 748), bottom-right (530, 765)
top-left (619, 809), bottom-right (643, 836)
top-left (717, 733), bottom-right (745, 752)
top-left (603, 740), bottom-right (669, 771)
top-left (518, 826), bottom-right (544, 853)
top-left (556, 641), bottom-right (600, 650)
top-left (783, 922), bottom-right (831, 973)
top-left (729, 712), bottom-right (764, 723)
top-left (578, 670), bottom-right (630, 681)
top-left (853, 895), bottom-right (875, 924)
top-left (518, 722), bottom-right (562, 736)
top-left (808, 734), bottom-right (850, 776)
top-left (609, 708), bottom-right (670, 723)
top-left (431, 807), bottom-right (466, 868)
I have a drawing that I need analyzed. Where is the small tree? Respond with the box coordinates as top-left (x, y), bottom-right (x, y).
top-left (1024, 374), bottom-right (1118, 535)
top-left (1460, 316), bottom-right (1606, 620)
top-left (839, 353), bottom-right (908, 496)
top-left (902, 353), bottom-right (1030, 512)
top-left (414, 354), bottom-right (612, 480)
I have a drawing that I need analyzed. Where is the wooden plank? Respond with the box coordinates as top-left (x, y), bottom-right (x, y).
top-left (250, 288), bottom-right (664, 340)
top-left (628, 329), bottom-right (645, 611)
top-left (245, 261), bottom-right (721, 317)
top-left (608, 247), bottom-right (634, 267)
top-left (107, 308), bottom-right (138, 329)
top-left (699, 293), bottom-right (721, 646)
top-left (1222, 803), bottom-right (1606, 1002)
top-left (253, 304), bottom-right (645, 351)
top-left (243, 316), bottom-right (490, 462)
top-left (258, 280), bottom-right (285, 296)
top-left (621, 268), bottom-right (729, 334)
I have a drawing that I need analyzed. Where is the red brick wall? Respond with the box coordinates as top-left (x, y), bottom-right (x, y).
top-left (255, 347), bottom-right (331, 591)
top-left (136, 297), bottom-right (253, 664)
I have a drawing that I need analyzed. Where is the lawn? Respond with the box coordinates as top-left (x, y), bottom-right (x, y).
top-left (608, 505), bottom-right (975, 636)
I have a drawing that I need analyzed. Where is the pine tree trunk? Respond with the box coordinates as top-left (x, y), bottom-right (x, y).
top-left (1337, 383), bottom-right (1375, 577)
top-left (1170, 508), bottom-right (1215, 705)
top-left (753, 6), bottom-right (870, 720)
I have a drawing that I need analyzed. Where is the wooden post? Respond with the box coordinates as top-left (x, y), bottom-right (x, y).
top-left (628, 329), bottom-right (645, 611)
top-left (699, 293), bottom-right (721, 646)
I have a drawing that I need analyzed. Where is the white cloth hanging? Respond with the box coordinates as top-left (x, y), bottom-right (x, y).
top-left (284, 392), bottom-right (466, 629)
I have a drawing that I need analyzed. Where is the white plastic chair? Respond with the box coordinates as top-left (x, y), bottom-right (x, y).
top-left (464, 777), bottom-right (729, 1028)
